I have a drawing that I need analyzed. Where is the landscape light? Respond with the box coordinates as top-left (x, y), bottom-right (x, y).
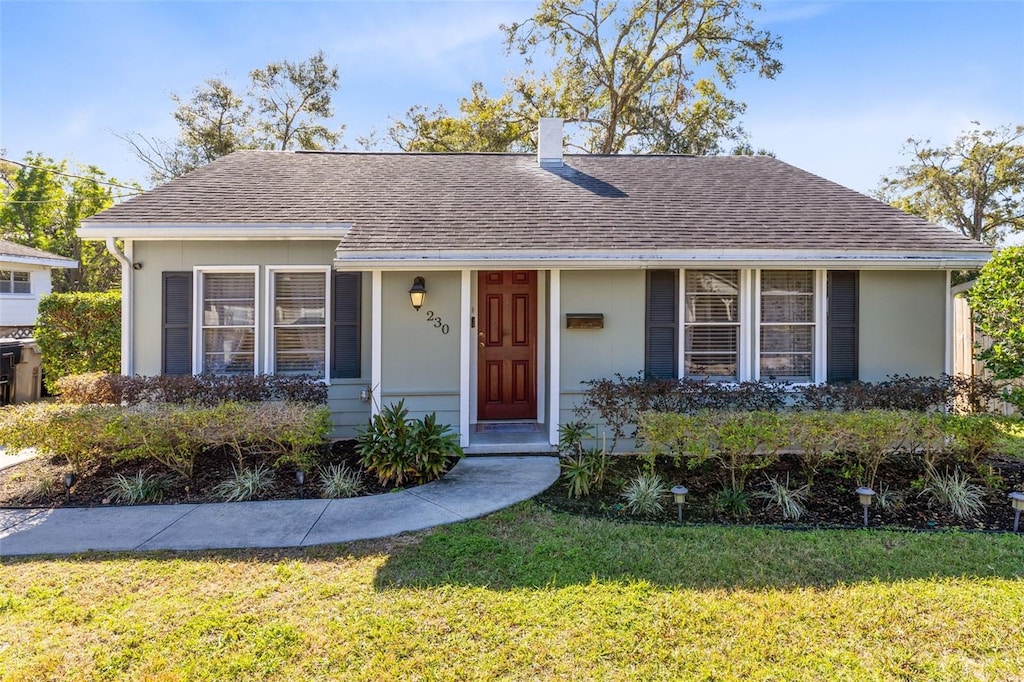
top-left (670, 485), bottom-right (689, 523)
top-left (63, 472), bottom-right (76, 504)
top-left (1009, 492), bottom-right (1024, 533)
top-left (855, 487), bottom-right (875, 528)
top-left (296, 470), bottom-right (306, 499)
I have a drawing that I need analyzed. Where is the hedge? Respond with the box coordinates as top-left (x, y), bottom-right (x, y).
top-left (35, 291), bottom-right (121, 392)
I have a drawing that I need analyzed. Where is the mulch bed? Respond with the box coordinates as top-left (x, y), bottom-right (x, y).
top-left (0, 440), bottom-right (422, 508)
top-left (536, 453), bottom-right (1024, 532)
top-left (4, 442), bottom-right (1023, 532)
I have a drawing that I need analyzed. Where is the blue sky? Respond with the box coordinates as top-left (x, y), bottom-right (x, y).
top-left (1, 0), bottom-right (1022, 196)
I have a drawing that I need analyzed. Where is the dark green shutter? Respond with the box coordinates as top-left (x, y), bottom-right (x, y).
top-left (162, 272), bottom-right (192, 375)
top-left (332, 272), bottom-right (361, 378)
top-left (827, 271), bottom-right (858, 383)
top-left (646, 270), bottom-right (678, 379)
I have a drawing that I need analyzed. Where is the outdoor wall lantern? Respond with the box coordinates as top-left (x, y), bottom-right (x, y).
top-left (855, 487), bottom-right (875, 527)
top-left (671, 485), bottom-right (689, 523)
top-left (63, 472), bottom-right (76, 503)
top-left (296, 470), bottom-right (306, 499)
top-left (409, 277), bottom-right (427, 311)
top-left (1009, 492), bottom-right (1024, 533)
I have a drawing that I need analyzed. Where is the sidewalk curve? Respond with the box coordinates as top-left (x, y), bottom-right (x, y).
top-left (0, 456), bottom-right (559, 557)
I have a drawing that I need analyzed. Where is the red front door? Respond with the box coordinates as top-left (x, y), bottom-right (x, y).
top-left (478, 271), bottom-right (537, 420)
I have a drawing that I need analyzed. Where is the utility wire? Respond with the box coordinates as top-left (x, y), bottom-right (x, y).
top-left (0, 157), bottom-right (143, 193)
top-left (0, 193), bottom-right (140, 205)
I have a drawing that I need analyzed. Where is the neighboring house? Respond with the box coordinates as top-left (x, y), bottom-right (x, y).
top-left (0, 239), bottom-right (78, 404)
top-left (78, 119), bottom-right (991, 451)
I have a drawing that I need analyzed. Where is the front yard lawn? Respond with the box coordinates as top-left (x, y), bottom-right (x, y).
top-left (2, 502), bottom-right (1022, 680)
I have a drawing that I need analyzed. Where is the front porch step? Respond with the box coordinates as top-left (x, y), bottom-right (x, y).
top-left (464, 442), bottom-right (558, 456)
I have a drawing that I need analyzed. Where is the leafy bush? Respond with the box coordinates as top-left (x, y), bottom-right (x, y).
top-left (967, 246), bottom-right (1024, 411)
top-left (356, 400), bottom-right (463, 486)
top-left (104, 471), bottom-right (171, 505)
top-left (54, 372), bottom-right (328, 405)
top-left (35, 291), bottom-right (121, 392)
top-left (577, 373), bottom-right (1000, 452)
top-left (621, 471), bottom-right (668, 516)
top-left (213, 464), bottom-right (277, 502)
top-left (0, 402), bottom-right (120, 472)
top-left (787, 412), bottom-right (841, 488)
top-left (941, 413), bottom-right (1002, 465)
top-left (317, 463), bottom-right (364, 499)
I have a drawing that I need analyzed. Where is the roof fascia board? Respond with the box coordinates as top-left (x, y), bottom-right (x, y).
top-left (333, 249), bottom-right (990, 270)
top-left (0, 255), bottom-right (79, 268)
top-left (78, 223), bottom-right (351, 240)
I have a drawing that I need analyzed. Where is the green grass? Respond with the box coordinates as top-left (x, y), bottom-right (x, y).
top-left (2, 502), bottom-right (1023, 680)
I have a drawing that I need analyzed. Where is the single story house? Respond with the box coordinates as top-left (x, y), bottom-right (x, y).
top-left (0, 239), bottom-right (78, 404)
top-left (79, 119), bottom-right (991, 452)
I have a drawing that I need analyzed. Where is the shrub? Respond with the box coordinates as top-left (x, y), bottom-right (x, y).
top-left (715, 485), bottom-right (751, 518)
top-left (104, 471), bottom-right (171, 505)
top-left (753, 474), bottom-right (811, 521)
top-left (356, 400), bottom-right (463, 486)
top-left (317, 463), bottom-right (364, 499)
top-left (835, 410), bottom-right (908, 489)
top-left (700, 412), bottom-right (787, 491)
top-left (213, 464), bottom-right (277, 502)
top-left (35, 291), bottom-right (121, 392)
top-left (621, 471), bottom-right (668, 516)
top-left (920, 465), bottom-right (987, 520)
top-left (54, 372), bottom-right (328, 405)
top-left (106, 401), bottom-right (330, 479)
top-left (941, 413), bottom-right (1002, 465)
top-left (787, 411), bottom-right (842, 488)
top-left (0, 402), bottom-right (119, 472)
top-left (967, 246), bottom-right (1024, 410)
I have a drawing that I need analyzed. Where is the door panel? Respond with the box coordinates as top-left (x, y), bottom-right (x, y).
top-left (478, 271), bottom-right (537, 420)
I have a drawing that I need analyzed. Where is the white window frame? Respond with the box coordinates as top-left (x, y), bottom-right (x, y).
top-left (193, 266), bottom-right (260, 376)
top-left (753, 268), bottom-right (826, 384)
top-left (264, 265), bottom-right (331, 382)
top-left (679, 268), bottom-right (744, 382)
top-left (0, 270), bottom-right (31, 295)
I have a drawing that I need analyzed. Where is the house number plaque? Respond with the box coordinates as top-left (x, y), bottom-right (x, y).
top-left (424, 310), bottom-right (450, 335)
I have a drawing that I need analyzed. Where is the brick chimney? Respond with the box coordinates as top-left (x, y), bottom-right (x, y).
top-left (537, 117), bottom-right (563, 167)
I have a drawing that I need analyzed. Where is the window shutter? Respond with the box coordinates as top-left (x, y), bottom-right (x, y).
top-left (646, 270), bottom-right (678, 379)
top-left (162, 272), bottom-right (193, 375)
top-left (332, 272), bottom-right (361, 378)
top-left (827, 271), bottom-right (858, 383)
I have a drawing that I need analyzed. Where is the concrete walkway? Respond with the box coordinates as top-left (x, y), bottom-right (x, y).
top-left (0, 456), bottom-right (560, 557)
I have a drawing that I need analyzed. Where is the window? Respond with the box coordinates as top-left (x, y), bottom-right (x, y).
top-left (0, 271), bottom-right (30, 294)
top-left (684, 270), bottom-right (740, 380)
top-left (759, 270), bottom-right (815, 382)
top-left (270, 270), bottom-right (328, 377)
top-left (645, 270), bottom-right (678, 379)
top-left (199, 270), bottom-right (256, 375)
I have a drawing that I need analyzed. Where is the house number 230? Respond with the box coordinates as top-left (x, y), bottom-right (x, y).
top-left (424, 310), bottom-right (450, 335)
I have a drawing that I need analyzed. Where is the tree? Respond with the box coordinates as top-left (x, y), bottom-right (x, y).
top-left (385, 82), bottom-right (534, 152)
top-left (390, 0), bottom-right (781, 154)
top-left (966, 246), bottom-right (1024, 411)
top-left (0, 154), bottom-right (128, 292)
top-left (877, 123), bottom-right (1024, 245)
top-left (124, 51), bottom-right (343, 184)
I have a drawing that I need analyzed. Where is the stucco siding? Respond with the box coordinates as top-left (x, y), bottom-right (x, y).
top-left (559, 270), bottom-right (646, 390)
top-left (380, 271), bottom-right (461, 426)
top-left (858, 270), bottom-right (946, 381)
top-left (131, 240), bottom-right (374, 438)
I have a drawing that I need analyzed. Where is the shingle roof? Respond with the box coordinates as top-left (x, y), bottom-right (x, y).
top-left (0, 239), bottom-right (77, 264)
top-left (86, 150), bottom-right (989, 254)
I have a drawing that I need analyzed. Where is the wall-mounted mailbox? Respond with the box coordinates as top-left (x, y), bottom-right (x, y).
top-left (566, 313), bottom-right (604, 329)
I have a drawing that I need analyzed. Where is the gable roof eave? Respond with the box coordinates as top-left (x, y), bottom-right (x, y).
top-left (77, 222), bottom-right (352, 241)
